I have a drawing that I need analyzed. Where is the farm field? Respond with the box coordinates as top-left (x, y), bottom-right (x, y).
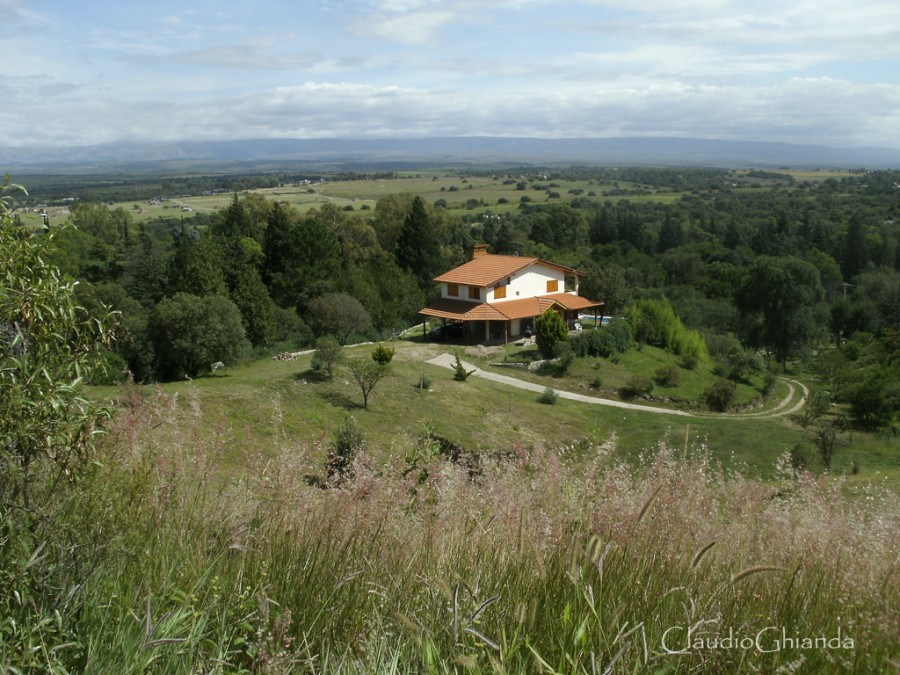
top-left (17, 171), bottom-right (688, 228)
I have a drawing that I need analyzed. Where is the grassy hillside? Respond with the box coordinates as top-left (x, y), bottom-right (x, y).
top-left (96, 339), bottom-right (897, 491)
top-left (14, 369), bottom-right (897, 673)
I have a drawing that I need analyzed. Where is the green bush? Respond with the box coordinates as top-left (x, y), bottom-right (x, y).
top-left (371, 343), bottom-right (395, 365)
top-left (538, 387), bottom-right (559, 404)
top-left (654, 363), bottom-right (681, 387)
top-left (453, 354), bottom-right (476, 382)
top-left (552, 341), bottom-right (575, 375)
top-left (620, 375), bottom-right (654, 399)
top-left (705, 378), bottom-right (737, 412)
top-left (569, 318), bottom-right (633, 358)
top-left (325, 415), bottom-right (366, 484)
top-left (627, 297), bottom-right (707, 362)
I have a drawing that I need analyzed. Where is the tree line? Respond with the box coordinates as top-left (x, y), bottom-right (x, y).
top-left (10, 167), bottom-right (899, 428)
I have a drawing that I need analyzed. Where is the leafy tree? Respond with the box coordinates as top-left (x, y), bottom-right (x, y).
top-left (347, 358), bottom-right (389, 409)
top-left (736, 256), bottom-right (827, 365)
top-left (339, 250), bottom-right (424, 331)
top-left (1, 179), bottom-right (114, 513)
top-left (580, 264), bottom-right (631, 320)
top-left (306, 292), bottom-right (371, 345)
top-left (535, 310), bottom-right (568, 359)
top-left (69, 202), bottom-right (132, 245)
top-left (148, 293), bottom-right (249, 380)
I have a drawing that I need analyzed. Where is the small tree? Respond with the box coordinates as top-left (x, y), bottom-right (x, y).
top-left (535, 310), bottom-right (568, 359)
top-left (311, 336), bottom-right (342, 381)
top-left (452, 354), bottom-right (476, 381)
top-left (371, 343), bottom-right (395, 365)
top-left (347, 357), bottom-right (389, 408)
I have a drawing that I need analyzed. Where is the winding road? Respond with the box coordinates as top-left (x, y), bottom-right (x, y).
top-left (425, 353), bottom-right (807, 420)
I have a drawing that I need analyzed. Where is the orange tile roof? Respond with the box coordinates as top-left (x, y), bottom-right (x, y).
top-left (419, 298), bottom-right (507, 321)
top-left (420, 293), bottom-right (602, 322)
top-left (434, 255), bottom-right (538, 286)
top-left (542, 293), bottom-right (603, 311)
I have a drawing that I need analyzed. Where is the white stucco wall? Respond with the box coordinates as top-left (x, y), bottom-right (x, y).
top-left (492, 263), bottom-right (564, 302)
top-left (443, 262), bottom-right (567, 303)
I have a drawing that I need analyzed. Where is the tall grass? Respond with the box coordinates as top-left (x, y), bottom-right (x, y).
top-left (3, 387), bottom-right (898, 673)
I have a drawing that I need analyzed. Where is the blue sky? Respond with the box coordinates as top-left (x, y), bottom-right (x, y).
top-left (3, 0), bottom-right (899, 148)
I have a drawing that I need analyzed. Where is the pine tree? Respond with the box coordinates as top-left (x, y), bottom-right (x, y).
top-left (395, 196), bottom-right (441, 290)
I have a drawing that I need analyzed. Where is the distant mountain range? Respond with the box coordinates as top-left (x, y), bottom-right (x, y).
top-left (3, 136), bottom-right (899, 173)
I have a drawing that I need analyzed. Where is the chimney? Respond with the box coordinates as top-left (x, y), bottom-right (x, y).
top-left (467, 243), bottom-right (489, 261)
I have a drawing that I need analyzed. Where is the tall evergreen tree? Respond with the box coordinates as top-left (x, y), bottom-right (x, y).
top-left (168, 228), bottom-right (227, 297)
top-left (395, 196), bottom-right (441, 290)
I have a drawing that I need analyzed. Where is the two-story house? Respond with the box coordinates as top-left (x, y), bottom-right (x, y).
top-left (420, 244), bottom-right (602, 343)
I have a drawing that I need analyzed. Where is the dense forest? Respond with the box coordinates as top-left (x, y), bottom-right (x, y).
top-left (10, 166), bottom-right (900, 430)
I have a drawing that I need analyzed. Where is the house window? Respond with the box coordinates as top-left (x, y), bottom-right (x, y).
top-left (546, 279), bottom-right (559, 293)
top-left (447, 283), bottom-right (459, 297)
top-left (494, 284), bottom-right (507, 300)
top-left (468, 286), bottom-right (481, 300)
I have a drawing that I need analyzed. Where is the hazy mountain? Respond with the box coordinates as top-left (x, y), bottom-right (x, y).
top-left (3, 137), bottom-right (899, 173)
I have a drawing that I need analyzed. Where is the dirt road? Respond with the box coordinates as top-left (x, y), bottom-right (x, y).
top-left (425, 353), bottom-right (806, 419)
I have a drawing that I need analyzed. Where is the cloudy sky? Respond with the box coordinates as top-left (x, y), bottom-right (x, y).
top-left (3, 0), bottom-right (899, 148)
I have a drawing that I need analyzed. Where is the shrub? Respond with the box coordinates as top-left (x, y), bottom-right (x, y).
top-left (371, 343), bottom-right (395, 365)
top-left (418, 373), bottom-right (431, 390)
top-left (620, 375), bottom-right (653, 399)
top-left (325, 415), bottom-right (366, 484)
top-left (762, 371), bottom-right (778, 397)
top-left (606, 318), bottom-right (635, 353)
top-left (705, 378), bottom-right (737, 411)
top-left (311, 336), bottom-right (342, 381)
top-left (553, 341), bottom-right (575, 375)
top-left (789, 442), bottom-right (815, 472)
top-left (654, 363), bottom-right (681, 387)
top-left (681, 352), bottom-right (699, 370)
top-left (538, 387), bottom-right (559, 404)
top-left (627, 297), bottom-right (706, 362)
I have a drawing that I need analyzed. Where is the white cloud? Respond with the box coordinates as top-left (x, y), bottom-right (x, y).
top-left (354, 9), bottom-right (459, 44)
top-left (174, 45), bottom-right (322, 70)
top-left (1, 0), bottom-right (898, 150)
